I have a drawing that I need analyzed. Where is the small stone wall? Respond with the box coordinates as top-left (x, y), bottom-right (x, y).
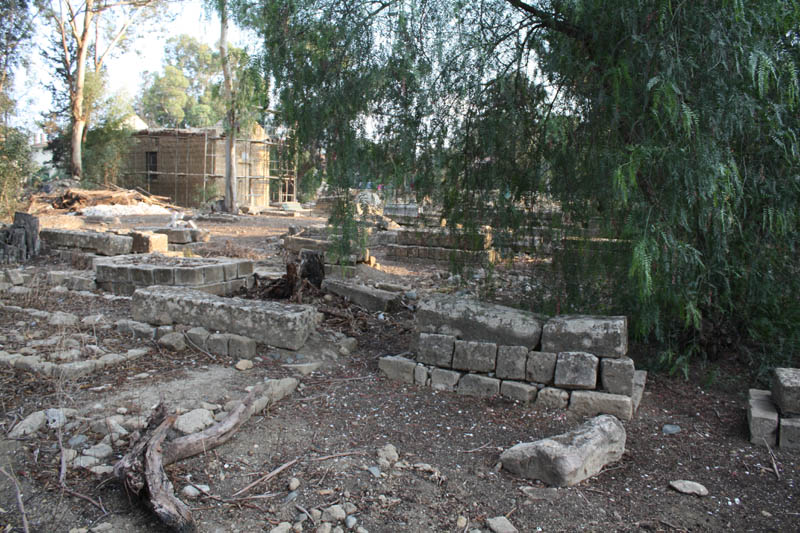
top-left (379, 296), bottom-right (646, 420)
top-left (386, 228), bottom-right (494, 264)
top-left (747, 368), bottom-right (800, 450)
top-left (40, 229), bottom-right (133, 256)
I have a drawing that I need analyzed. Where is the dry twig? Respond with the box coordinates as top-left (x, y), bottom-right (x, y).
top-left (0, 466), bottom-right (30, 533)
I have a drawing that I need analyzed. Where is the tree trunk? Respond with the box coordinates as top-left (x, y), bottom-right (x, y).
top-left (219, 0), bottom-right (237, 212)
top-left (69, 0), bottom-right (94, 182)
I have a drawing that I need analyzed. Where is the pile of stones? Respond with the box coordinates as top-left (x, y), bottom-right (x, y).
top-left (747, 367), bottom-right (799, 449)
top-left (379, 295), bottom-right (646, 420)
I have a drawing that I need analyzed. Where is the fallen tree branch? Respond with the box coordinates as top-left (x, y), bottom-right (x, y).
top-left (0, 466), bottom-right (30, 533)
top-left (232, 457), bottom-right (300, 497)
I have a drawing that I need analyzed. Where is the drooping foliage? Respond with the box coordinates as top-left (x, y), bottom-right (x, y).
top-left (237, 0), bottom-right (800, 370)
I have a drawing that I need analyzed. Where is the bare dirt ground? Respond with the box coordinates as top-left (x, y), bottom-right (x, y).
top-left (0, 211), bottom-right (797, 533)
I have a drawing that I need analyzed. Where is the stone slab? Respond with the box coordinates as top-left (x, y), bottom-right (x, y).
top-left (601, 357), bottom-right (635, 396)
top-left (322, 279), bottom-right (401, 312)
top-left (416, 333), bottom-right (455, 367)
top-left (748, 397), bottom-right (778, 446)
top-left (132, 286), bottom-right (316, 350)
top-left (496, 346), bottom-right (528, 380)
top-left (631, 370), bottom-right (647, 412)
top-left (554, 352), bottom-right (598, 390)
top-left (414, 363), bottom-right (430, 386)
top-left (526, 351), bottom-right (557, 384)
top-left (430, 368), bottom-right (462, 391)
top-left (452, 340), bottom-right (497, 373)
top-left (458, 374), bottom-right (500, 397)
top-left (569, 390), bottom-right (634, 421)
top-left (536, 387), bottom-right (569, 409)
top-left (772, 368), bottom-right (800, 416)
top-left (542, 315), bottom-right (628, 358)
top-left (779, 417), bottom-right (800, 450)
top-left (378, 355), bottom-right (416, 384)
top-left (501, 381), bottom-right (538, 404)
top-left (416, 295), bottom-right (544, 348)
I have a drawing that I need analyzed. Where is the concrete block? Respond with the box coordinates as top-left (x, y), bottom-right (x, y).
top-left (748, 397), bottom-right (778, 446)
top-left (779, 417), bottom-right (800, 450)
top-left (414, 363), bottom-right (430, 386)
top-left (569, 390), bottom-right (633, 421)
top-left (496, 345), bottom-right (528, 380)
top-left (378, 355), bottom-right (416, 384)
top-left (501, 381), bottom-right (538, 404)
top-left (416, 333), bottom-right (455, 367)
top-left (452, 340), bottom-right (497, 373)
top-left (542, 315), bottom-right (628, 358)
top-left (430, 368), bottom-right (462, 391)
top-left (228, 334), bottom-right (256, 358)
top-left (524, 351), bottom-right (555, 384)
top-left (554, 352), bottom-right (598, 390)
top-left (601, 357), bottom-right (635, 396)
top-left (536, 387), bottom-right (569, 409)
top-left (322, 279), bottom-right (400, 312)
top-left (772, 368), bottom-right (800, 416)
top-left (458, 374), bottom-right (500, 397)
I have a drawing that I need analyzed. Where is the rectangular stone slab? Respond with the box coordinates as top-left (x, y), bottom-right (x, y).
top-left (772, 368), bottom-right (800, 416)
top-left (131, 286), bottom-right (316, 350)
top-left (542, 315), bottom-right (628, 358)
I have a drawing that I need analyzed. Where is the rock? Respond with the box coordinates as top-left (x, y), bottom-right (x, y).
top-left (174, 409), bottom-right (216, 435)
top-left (322, 504), bottom-right (347, 522)
top-left (235, 359), bottom-right (254, 371)
top-left (631, 370), bottom-right (647, 412)
top-left (181, 484), bottom-right (208, 499)
top-left (83, 443), bottom-right (113, 459)
top-left (662, 424), bottom-right (682, 435)
top-left (284, 362), bottom-right (323, 375)
top-left (271, 522), bottom-right (293, 533)
top-left (207, 333), bottom-right (229, 355)
top-left (430, 368), bottom-right (462, 391)
top-left (378, 355), bottom-right (416, 384)
top-left (322, 279), bottom-right (401, 312)
top-left (541, 315), bottom-right (628, 358)
top-left (9, 410), bottom-right (46, 437)
top-left (486, 516), bottom-right (518, 533)
top-left (48, 311), bottom-right (79, 327)
top-left (748, 393), bottom-right (779, 446)
top-left (772, 368), bottom-right (800, 416)
top-left (186, 326), bottom-right (210, 348)
top-left (73, 455), bottom-right (100, 469)
top-left (89, 465), bottom-right (114, 475)
top-left (157, 332), bottom-right (186, 351)
top-left (316, 524), bottom-right (332, 533)
top-left (458, 374), bottom-right (501, 397)
top-left (500, 381), bottom-right (538, 404)
top-left (344, 515), bottom-right (357, 529)
top-left (377, 443), bottom-right (399, 466)
top-left (453, 340), bottom-right (498, 373)
top-left (669, 480), bottom-right (708, 496)
top-left (500, 414), bottom-right (626, 487)
top-left (456, 516), bottom-right (468, 529)
top-left (90, 523), bottom-right (113, 532)
top-left (416, 333), bottom-right (456, 367)
top-left (45, 408), bottom-right (69, 429)
top-left (68, 434), bottom-right (89, 448)
top-left (600, 357), bottom-right (635, 396)
top-left (569, 391), bottom-right (633, 421)
top-left (252, 378), bottom-right (299, 413)
top-left (288, 477), bottom-right (301, 491)
top-left (535, 387), bottom-right (569, 409)
top-left (367, 466), bottom-right (381, 478)
top-left (554, 352), bottom-right (598, 390)
top-left (525, 351), bottom-right (557, 384)
top-left (496, 345), bottom-right (528, 379)
top-left (343, 503), bottom-right (357, 515)
top-left (520, 486), bottom-right (559, 501)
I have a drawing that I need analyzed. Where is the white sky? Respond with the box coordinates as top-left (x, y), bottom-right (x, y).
top-left (12, 0), bottom-right (252, 133)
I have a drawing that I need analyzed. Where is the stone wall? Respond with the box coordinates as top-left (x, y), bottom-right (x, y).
top-left (747, 368), bottom-right (800, 450)
top-left (379, 296), bottom-right (646, 420)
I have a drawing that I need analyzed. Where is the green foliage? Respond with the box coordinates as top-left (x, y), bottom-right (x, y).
top-left (0, 126), bottom-right (33, 219)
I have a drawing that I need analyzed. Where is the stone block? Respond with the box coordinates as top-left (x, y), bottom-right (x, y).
top-left (416, 295), bottom-right (544, 348)
top-left (190, 229), bottom-right (211, 242)
top-left (601, 357), bottom-right (635, 396)
top-left (222, 261), bottom-right (239, 280)
top-left (131, 231), bottom-right (168, 253)
top-left (207, 334), bottom-right (229, 356)
top-left (378, 355), bottom-right (416, 384)
top-left (156, 228), bottom-right (192, 244)
top-left (569, 391), bottom-right (633, 421)
top-left (237, 261), bottom-right (254, 277)
top-left (430, 368), bottom-right (462, 391)
top-left (322, 279), bottom-right (401, 312)
top-left (541, 315), bottom-right (628, 358)
top-left (95, 263), bottom-right (129, 283)
top-left (228, 334), bottom-right (256, 358)
top-left (772, 368), bottom-right (800, 416)
top-left (203, 264), bottom-right (225, 284)
top-left (779, 417), bottom-right (800, 450)
top-left (414, 363), bottom-right (430, 386)
top-left (747, 397), bottom-right (778, 446)
top-left (496, 345), bottom-right (528, 380)
top-left (416, 333), bottom-right (455, 367)
top-left (95, 234), bottom-right (133, 256)
top-left (536, 387), bottom-right (569, 409)
top-left (501, 381), bottom-right (538, 404)
top-left (174, 267), bottom-right (205, 286)
top-left (631, 371), bottom-right (647, 412)
top-left (153, 266), bottom-right (174, 285)
top-left (186, 327), bottom-right (210, 348)
top-left (112, 282), bottom-right (135, 296)
top-left (130, 266), bottom-right (155, 286)
top-left (67, 276), bottom-right (96, 292)
top-left (458, 374), bottom-right (500, 397)
top-left (500, 414), bottom-right (626, 487)
top-left (452, 340), bottom-right (497, 373)
top-left (554, 352), bottom-right (598, 390)
top-left (526, 351), bottom-right (557, 384)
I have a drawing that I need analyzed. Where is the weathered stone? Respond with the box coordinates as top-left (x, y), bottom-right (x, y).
top-left (631, 370), bottom-right (647, 412)
top-left (73, 455), bottom-right (100, 469)
top-left (378, 355), bottom-right (416, 384)
top-left (496, 346), bottom-right (528, 380)
top-left (185, 327), bottom-right (210, 348)
top-left (414, 363), bottom-right (430, 386)
top-left (156, 228), bottom-right (192, 244)
top-left (458, 374), bottom-right (500, 397)
top-left (554, 352), bottom-right (598, 390)
top-left (541, 315), bottom-right (628, 358)
top-left (747, 397), bottom-right (778, 446)
top-left (58, 360), bottom-right (100, 379)
top-left (83, 443), bottom-right (113, 459)
top-left (158, 332), bottom-right (186, 351)
top-left (49, 311), bottom-right (79, 327)
top-left (486, 516), bottom-right (518, 533)
top-left (416, 295), bottom-right (544, 347)
top-left (452, 340), bottom-right (497, 373)
top-left (228, 334), bottom-right (257, 358)
top-left (416, 333), bottom-right (455, 367)
top-left (772, 367), bottom-right (800, 416)
top-left (526, 351), bottom-right (557, 384)
top-left (131, 231), bottom-right (168, 253)
top-left (779, 417), bottom-right (800, 450)
top-left (322, 504), bottom-right (346, 523)
top-left (430, 368), bottom-right (462, 391)
top-left (235, 359), bottom-right (254, 371)
top-left (174, 267), bottom-right (204, 286)
top-left (669, 480), bottom-right (709, 496)
top-left (174, 409), bottom-right (216, 435)
top-left (601, 357), bottom-right (635, 396)
top-left (252, 378), bottom-right (298, 413)
top-left (500, 414), bottom-right (626, 487)
top-left (132, 286), bottom-right (317, 350)
top-left (569, 391), bottom-right (633, 421)
top-left (322, 279), bottom-right (401, 312)
top-left (500, 381), bottom-right (538, 404)
top-left (8, 410), bottom-right (46, 438)
top-left (536, 387), bottom-right (569, 409)
top-left (207, 333), bottom-right (229, 356)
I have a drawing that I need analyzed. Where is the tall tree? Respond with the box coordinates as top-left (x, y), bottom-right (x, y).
top-left (0, 0), bottom-right (37, 121)
top-left (217, 0), bottom-right (236, 211)
top-left (46, 0), bottom-right (161, 181)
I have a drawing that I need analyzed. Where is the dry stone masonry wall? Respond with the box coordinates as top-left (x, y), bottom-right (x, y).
top-left (379, 295), bottom-right (646, 420)
top-left (747, 368), bottom-right (800, 450)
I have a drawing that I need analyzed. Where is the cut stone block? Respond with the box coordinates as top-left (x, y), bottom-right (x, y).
top-left (501, 381), bottom-right (538, 404)
top-left (631, 371), bottom-right (647, 412)
top-left (132, 286), bottom-right (316, 350)
top-left (747, 397), bottom-right (778, 446)
top-left (207, 334), bottom-right (229, 356)
top-left (416, 295), bottom-right (544, 348)
top-left (536, 387), bottom-right (569, 409)
top-left (156, 228), bottom-right (192, 244)
top-left (458, 374), bottom-right (500, 397)
top-left (228, 334), bottom-right (256, 358)
top-left (554, 352), bottom-right (598, 390)
top-left (414, 363), bottom-right (430, 386)
top-left (772, 368), bottom-right (800, 416)
top-left (500, 414), bottom-right (626, 487)
top-left (174, 267), bottom-right (205, 286)
top-left (378, 355), bottom-right (416, 384)
top-left (496, 346), bottom-right (528, 380)
top-left (321, 279), bottom-right (401, 312)
top-left (601, 357), bottom-right (635, 396)
top-left (779, 417), bottom-right (800, 450)
top-left (452, 340), bottom-right (497, 373)
top-left (542, 315), bottom-right (628, 358)
top-left (526, 351), bottom-right (557, 384)
top-left (186, 327), bottom-right (210, 348)
top-left (131, 231), bottom-right (168, 253)
top-left (416, 333), bottom-right (455, 367)
top-left (569, 391), bottom-right (633, 421)
top-left (430, 368), bottom-right (462, 391)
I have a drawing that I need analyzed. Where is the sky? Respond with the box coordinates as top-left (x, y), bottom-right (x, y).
top-left (12, 0), bottom-right (251, 134)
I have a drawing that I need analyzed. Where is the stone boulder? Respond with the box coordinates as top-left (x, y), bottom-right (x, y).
top-left (500, 414), bottom-right (626, 487)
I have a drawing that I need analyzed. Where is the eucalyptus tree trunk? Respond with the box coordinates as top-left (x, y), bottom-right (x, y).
top-left (219, 0), bottom-right (236, 212)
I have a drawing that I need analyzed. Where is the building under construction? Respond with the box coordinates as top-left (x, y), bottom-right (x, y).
top-left (121, 124), bottom-right (296, 208)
